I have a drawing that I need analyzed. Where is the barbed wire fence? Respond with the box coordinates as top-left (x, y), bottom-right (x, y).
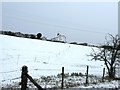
top-left (0, 65), bottom-right (112, 90)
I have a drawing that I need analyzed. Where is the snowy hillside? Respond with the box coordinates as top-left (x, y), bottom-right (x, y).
top-left (0, 34), bottom-right (109, 88)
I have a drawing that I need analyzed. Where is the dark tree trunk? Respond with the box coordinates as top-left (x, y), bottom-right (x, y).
top-left (108, 66), bottom-right (115, 79)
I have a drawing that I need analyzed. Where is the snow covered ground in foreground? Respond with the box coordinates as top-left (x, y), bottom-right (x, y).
top-left (0, 34), bottom-right (119, 88)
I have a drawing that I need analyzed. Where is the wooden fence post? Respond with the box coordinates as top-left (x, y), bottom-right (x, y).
top-left (102, 68), bottom-right (105, 82)
top-left (21, 65), bottom-right (28, 90)
top-left (85, 65), bottom-right (89, 85)
top-left (61, 67), bottom-right (64, 89)
top-left (27, 74), bottom-right (44, 90)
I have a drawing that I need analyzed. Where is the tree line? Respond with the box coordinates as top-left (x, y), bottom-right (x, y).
top-left (0, 30), bottom-right (42, 40)
top-left (0, 30), bottom-right (100, 47)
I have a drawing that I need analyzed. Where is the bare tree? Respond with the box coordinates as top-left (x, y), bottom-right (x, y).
top-left (89, 34), bottom-right (120, 79)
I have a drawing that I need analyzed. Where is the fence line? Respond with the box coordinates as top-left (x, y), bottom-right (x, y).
top-left (29, 68), bottom-right (103, 73)
top-left (1, 65), bottom-right (120, 89)
top-left (1, 77), bottom-right (21, 82)
top-left (19, 65), bottom-right (108, 90)
top-left (0, 70), bottom-right (20, 73)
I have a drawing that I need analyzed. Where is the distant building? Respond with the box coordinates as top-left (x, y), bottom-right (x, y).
top-left (51, 33), bottom-right (66, 42)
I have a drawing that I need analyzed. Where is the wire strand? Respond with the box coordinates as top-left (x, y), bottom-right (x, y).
top-left (4, 15), bottom-right (113, 35)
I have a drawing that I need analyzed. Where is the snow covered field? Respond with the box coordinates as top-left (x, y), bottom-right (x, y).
top-left (0, 34), bottom-right (119, 89)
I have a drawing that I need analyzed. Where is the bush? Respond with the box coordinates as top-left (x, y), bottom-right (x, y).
top-left (24, 34), bottom-right (29, 38)
top-left (37, 33), bottom-right (42, 39)
top-left (78, 43), bottom-right (88, 46)
top-left (30, 34), bottom-right (36, 39)
top-left (70, 42), bottom-right (77, 45)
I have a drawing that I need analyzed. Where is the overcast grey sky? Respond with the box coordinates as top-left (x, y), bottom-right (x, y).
top-left (2, 2), bottom-right (118, 45)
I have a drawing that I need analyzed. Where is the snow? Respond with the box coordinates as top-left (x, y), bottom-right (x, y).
top-left (0, 34), bottom-right (118, 88)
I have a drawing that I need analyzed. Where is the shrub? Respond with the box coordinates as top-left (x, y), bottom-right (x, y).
top-left (37, 33), bottom-right (42, 39)
top-left (30, 34), bottom-right (36, 39)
